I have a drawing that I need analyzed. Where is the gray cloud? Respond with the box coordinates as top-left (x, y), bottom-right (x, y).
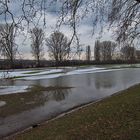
top-left (0, 1), bottom-right (114, 59)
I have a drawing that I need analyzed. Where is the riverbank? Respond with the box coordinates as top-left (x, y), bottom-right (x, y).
top-left (9, 84), bottom-right (140, 140)
top-left (1, 59), bottom-right (140, 70)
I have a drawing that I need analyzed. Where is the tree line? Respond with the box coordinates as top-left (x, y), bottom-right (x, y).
top-left (94, 40), bottom-right (138, 62)
top-left (0, 25), bottom-right (71, 68)
top-left (0, 24), bottom-right (139, 69)
top-left (0, 0), bottom-right (139, 69)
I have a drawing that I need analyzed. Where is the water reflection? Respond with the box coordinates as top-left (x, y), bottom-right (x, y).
top-left (0, 90), bottom-right (47, 117)
top-left (0, 83), bottom-right (72, 117)
top-left (95, 72), bottom-right (116, 89)
top-left (46, 88), bottom-right (71, 101)
top-left (1, 68), bottom-right (140, 138)
top-left (45, 77), bottom-right (72, 101)
top-left (0, 79), bottom-right (15, 86)
top-left (86, 74), bottom-right (92, 87)
top-left (31, 79), bottom-right (44, 87)
top-left (30, 77), bottom-right (72, 101)
top-left (49, 76), bottom-right (70, 87)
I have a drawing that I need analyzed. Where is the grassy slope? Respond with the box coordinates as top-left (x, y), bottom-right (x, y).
top-left (12, 85), bottom-right (140, 140)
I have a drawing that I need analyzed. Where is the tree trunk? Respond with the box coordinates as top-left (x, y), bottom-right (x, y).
top-left (37, 56), bottom-right (40, 67)
top-left (10, 57), bottom-right (14, 69)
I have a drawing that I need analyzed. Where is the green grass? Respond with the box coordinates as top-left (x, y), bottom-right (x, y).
top-left (11, 84), bottom-right (140, 140)
top-left (22, 71), bottom-right (41, 74)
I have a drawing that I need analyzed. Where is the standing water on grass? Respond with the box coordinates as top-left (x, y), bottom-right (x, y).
top-left (0, 66), bottom-right (140, 138)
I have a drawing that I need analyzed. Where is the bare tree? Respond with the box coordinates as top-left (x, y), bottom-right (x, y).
top-left (108, 0), bottom-right (140, 44)
top-left (57, 0), bottom-right (140, 45)
top-left (0, 0), bottom-right (140, 41)
top-left (0, 24), bottom-right (17, 68)
top-left (0, 0), bottom-right (139, 48)
top-left (0, 0), bottom-right (139, 69)
top-left (94, 40), bottom-right (116, 61)
top-left (101, 41), bottom-right (116, 61)
top-left (30, 27), bottom-right (44, 67)
top-left (46, 31), bottom-right (70, 63)
top-left (121, 44), bottom-right (136, 61)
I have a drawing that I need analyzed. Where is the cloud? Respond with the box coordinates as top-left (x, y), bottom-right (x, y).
top-left (0, 1), bottom-right (114, 60)
top-left (16, 13), bottom-right (114, 59)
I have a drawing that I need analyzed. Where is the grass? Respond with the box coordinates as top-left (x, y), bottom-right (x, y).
top-left (10, 84), bottom-right (140, 140)
top-left (22, 71), bottom-right (41, 74)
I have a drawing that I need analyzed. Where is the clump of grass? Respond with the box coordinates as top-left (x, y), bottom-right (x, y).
top-left (13, 84), bottom-right (140, 140)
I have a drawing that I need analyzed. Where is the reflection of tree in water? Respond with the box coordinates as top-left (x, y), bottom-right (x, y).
top-left (95, 72), bottom-right (116, 89)
top-left (86, 74), bottom-right (92, 87)
top-left (46, 77), bottom-right (71, 101)
top-left (33, 79), bottom-right (44, 85)
top-left (47, 88), bottom-right (71, 101)
top-left (0, 77), bottom-right (72, 117)
top-left (0, 78), bottom-right (15, 86)
top-left (49, 77), bottom-right (69, 87)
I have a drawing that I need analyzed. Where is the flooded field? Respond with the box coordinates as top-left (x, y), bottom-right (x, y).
top-left (0, 66), bottom-right (140, 138)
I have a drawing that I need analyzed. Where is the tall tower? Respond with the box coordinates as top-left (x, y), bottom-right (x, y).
top-left (86, 45), bottom-right (91, 61)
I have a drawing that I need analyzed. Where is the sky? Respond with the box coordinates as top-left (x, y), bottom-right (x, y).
top-left (0, 0), bottom-right (114, 60)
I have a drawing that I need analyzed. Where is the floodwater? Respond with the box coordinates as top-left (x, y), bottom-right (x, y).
top-left (0, 67), bottom-right (140, 138)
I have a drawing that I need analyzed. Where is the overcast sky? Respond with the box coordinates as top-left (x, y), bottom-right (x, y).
top-left (0, 1), bottom-right (114, 60)
top-left (17, 15), bottom-right (114, 60)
